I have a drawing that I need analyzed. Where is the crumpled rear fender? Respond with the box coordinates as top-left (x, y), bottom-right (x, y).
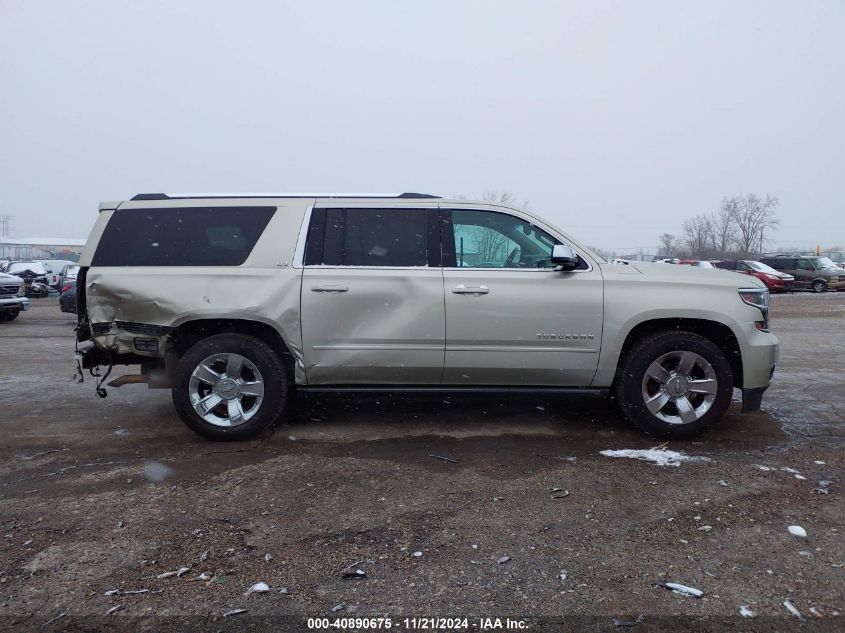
top-left (85, 267), bottom-right (304, 378)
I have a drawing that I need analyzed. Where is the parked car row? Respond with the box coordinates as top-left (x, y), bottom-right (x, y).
top-left (0, 260), bottom-right (80, 293)
top-left (0, 262), bottom-right (53, 297)
top-left (712, 260), bottom-right (795, 293)
top-left (758, 255), bottom-right (843, 293)
top-left (0, 270), bottom-right (76, 319)
top-left (666, 255), bottom-right (844, 293)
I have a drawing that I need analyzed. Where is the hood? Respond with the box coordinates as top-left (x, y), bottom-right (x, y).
top-left (0, 271), bottom-right (23, 282)
top-left (623, 261), bottom-right (767, 290)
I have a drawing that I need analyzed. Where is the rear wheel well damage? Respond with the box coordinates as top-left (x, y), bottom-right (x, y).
top-left (169, 319), bottom-right (296, 383)
top-left (614, 318), bottom-right (743, 389)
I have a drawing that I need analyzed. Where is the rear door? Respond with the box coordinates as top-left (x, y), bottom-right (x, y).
top-left (300, 204), bottom-right (445, 385)
top-left (440, 206), bottom-right (604, 386)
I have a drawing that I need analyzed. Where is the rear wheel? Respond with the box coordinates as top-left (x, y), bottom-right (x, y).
top-left (617, 331), bottom-right (733, 439)
top-left (0, 309), bottom-right (20, 322)
top-left (812, 280), bottom-right (828, 293)
top-left (172, 333), bottom-right (287, 441)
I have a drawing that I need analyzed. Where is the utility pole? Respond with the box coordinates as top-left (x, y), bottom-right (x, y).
top-left (0, 216), bottom-right (12, 238)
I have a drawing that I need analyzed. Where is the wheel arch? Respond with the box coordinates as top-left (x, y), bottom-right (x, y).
top-left (614, 318), bottom-right (743, 389)
top-left (169, 318), bottom-right (296, 383)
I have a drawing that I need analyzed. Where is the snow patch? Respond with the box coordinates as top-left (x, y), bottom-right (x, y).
top-left (245, 582), bottom-right (270, 595)
top-left (661, 582), bottom-right (703, 598)
top-left (783, 600), bottom-right (803, 620)
top-left (600, 448), bottom-right (711, 467)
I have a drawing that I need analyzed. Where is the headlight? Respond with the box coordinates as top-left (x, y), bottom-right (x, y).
top-left (739, 288), bottom-right (769, 330)
top-left (17, 283), bottom-right (25, 297)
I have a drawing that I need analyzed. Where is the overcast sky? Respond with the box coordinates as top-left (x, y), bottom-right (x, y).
top-left (1, 0), bottom-right (842, 253)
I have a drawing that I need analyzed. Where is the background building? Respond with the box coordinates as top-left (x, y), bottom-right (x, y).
top-left (0, 237), bottom-right (86, 261)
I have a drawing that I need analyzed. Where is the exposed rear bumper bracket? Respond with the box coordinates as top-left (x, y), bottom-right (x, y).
top-left (78, 346), bottom-right (147, 370)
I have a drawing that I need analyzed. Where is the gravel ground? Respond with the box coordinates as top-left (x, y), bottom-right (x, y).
top-left (0, 294), bottom-right (842, 631)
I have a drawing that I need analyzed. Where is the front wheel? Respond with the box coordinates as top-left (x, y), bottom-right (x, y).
top-left (617, 331), bottom-right (734, 439)
top-left (0, 309), bottom-right (20, 322)
top-left (172, 333), bottom-right (288, 441)
top-left (812, 280), bottom-right (828, 293)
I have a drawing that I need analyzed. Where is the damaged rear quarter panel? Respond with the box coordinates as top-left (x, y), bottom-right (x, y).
top-left (84, 200), bottom-right (310, 373)
top-left (87, 267), bottom-right (303, 361)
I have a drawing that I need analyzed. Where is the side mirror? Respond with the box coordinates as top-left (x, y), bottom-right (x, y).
top-left (550, 244), bottom-right (579, 271)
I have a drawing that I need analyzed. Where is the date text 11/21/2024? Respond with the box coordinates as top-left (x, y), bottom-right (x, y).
top-left (306, 617), bottom-right (529, 630)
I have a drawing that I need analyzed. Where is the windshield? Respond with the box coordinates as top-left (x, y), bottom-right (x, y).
top-left (810, 257), bottom-right (837, 269)
top-left (747, 261), bottom-right (780, 274)
top-left (8, 262), bottom-right (47, 275)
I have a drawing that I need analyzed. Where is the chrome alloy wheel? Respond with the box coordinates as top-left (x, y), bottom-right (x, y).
top-left (188, 353), bottom-right (265, 427)
top-left (640, 351), bottom-right (718, 425)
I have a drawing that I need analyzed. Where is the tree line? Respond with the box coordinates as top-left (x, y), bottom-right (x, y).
top-left (658, 193), bottom-right (780, 260)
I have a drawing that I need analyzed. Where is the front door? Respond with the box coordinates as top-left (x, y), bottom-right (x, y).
top-left (441, 207), bottom-right (604, 386)
top-left (300, 206), bottom-right (445, 385)
top-left (794, 259), bottom-right (814, 288)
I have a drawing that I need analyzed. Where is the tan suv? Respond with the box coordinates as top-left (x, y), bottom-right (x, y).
top-left (76, 193), bottom-right (779, 441)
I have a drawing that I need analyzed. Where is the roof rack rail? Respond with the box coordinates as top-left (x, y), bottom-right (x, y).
top-left (130, 192), bottom-right (441, 201)
top-left (131, 193), bottom-right (169, 200)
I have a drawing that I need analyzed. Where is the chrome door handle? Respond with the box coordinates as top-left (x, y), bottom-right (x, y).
top-left (452, 284), bottom-right (489, 295)
top-left (311, 285), bottom-right (348, 293)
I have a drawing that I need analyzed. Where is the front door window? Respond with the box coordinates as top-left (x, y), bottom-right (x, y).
top-left (450, 209), bottom-right (564, 269)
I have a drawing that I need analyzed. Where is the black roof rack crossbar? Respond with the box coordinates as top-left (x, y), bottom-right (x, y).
top-left (130, 192), bottom-right (441, 201)
top-left (131, 193), bottom-right (170, 201)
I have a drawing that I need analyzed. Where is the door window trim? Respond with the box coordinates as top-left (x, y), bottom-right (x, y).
top-left (294, 204), bottom-right (596, 272)
top-left (292, 206), bottom-right (315, 269)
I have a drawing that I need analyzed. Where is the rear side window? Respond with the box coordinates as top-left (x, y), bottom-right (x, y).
top-left (306, 208), bottom-right (431, 267)
top-left (92, 207), bottom-right (275, 266)
top-left (713, 261), bottom-right (735, 270)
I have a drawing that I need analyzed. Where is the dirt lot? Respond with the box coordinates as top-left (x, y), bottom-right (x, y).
top-left (0, 294), bottom-right (842, 631)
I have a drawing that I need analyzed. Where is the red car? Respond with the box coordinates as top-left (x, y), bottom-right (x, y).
top-left (713, 260), bottom-right (794, 292)
top-left (678, 260), bottom-right (716, 269)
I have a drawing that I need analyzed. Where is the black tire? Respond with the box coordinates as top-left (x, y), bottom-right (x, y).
top-left (172, 333), bottom-right (288, 441)
top-left (617, 331), bottom-right (734, 439)
top-left (812, 280), bottom-right (827, 293)
top-left (0, 309), bottom-right (20, 322)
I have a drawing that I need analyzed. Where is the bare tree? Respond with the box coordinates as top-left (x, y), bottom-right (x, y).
top-left (727, 194), bottom-right (779, 256)
top-left (482, 190), bottom-right (529, 210)
top-left (709, 201), bottom-right (738, 258)
top-left (469, 225), bottom-right (509, 263)
top-left (658, 233), bottom-right (677, 258)
top-left (588, 245), bottom-right (616, 260)
top-left (681, 214), bottom-right (714, 259)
